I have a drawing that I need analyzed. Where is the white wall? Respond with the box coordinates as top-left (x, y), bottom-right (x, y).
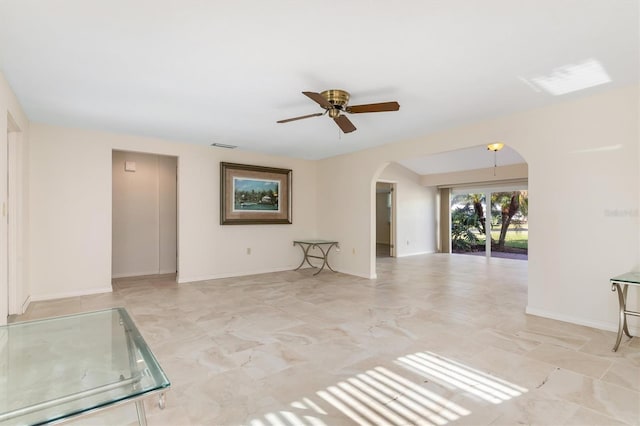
top-left (317, 85), bottom-right (639, 332)
top-left (379, 162), bottom-right (437, 258)
top-left (375, 192), bottom-right (390, 245)
top-left (157, 155), bottom-right (177, 274)
top-left (0, 73), bottom-right (30, 322)
top-left (29, 124), bottom-right (317, 300)
top-left (112, 151), bottom-right (177, 278)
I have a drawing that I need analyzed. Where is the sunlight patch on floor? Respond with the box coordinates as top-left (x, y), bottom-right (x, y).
top-left (249, 351), bottom-right (528, 426)
top-left (395, 351), bottom-right (528, 404)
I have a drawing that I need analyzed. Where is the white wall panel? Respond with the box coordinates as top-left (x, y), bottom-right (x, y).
top-left (28, 124), bottom-right (317, 299)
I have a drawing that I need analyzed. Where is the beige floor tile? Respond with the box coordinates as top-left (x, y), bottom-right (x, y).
top-left (541, 368), bottom-right (640, 425)
top-left (562, 406), bottom-right (631, 426)
top-left (601, 357), bottom-right (640, 392)
top-left (12, 254), bottom-right (640, 425)
top-left (526, 342), bottom-right (613, 378)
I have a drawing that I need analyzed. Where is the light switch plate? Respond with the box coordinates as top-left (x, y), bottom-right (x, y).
top-left (125, 161), bottom-right (136, 172)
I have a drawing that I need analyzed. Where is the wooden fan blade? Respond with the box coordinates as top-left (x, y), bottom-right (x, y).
top-left (346, 101), bottom-right (400, 114)
top-left (277, 112), bottom-right (324, 123)
top-left (302, 91), bottom-right (334, 109)
top-left (334, 115), bottom-right (356, 133)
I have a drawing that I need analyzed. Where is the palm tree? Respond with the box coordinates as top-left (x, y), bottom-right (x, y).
top-left (450, 193), bottom-right (485, 252)
top-left (472, 194), bottom-right (486, 234)
top-left (491, 191), bottom-right (527, 249)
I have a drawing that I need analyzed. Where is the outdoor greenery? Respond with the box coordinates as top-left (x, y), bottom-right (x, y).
top-left (451, 203), bottom-right (482, 251)
top-left (451, 191), bottom-right (528, 253)
top-left (490, 230), bottom-right (528, 249)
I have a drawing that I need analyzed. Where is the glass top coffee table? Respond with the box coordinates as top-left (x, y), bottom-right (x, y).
top-left (0, 308), bottom-right (170, 425)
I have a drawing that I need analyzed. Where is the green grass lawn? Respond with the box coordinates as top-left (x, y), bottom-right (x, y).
top-left (491, 229), bottom-right (528, 249)
top-left (467, 226), bottom-right (528, 250)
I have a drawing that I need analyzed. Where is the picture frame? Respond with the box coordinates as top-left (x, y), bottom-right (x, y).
top-left (220, 162), bottom-right (292, 225)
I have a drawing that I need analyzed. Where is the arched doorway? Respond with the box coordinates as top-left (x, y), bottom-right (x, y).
top-left (369, 144), bottom-right (528, 276)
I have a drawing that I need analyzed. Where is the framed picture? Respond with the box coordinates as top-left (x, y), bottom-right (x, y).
top-left (220, 162), bottom-right (292, 225)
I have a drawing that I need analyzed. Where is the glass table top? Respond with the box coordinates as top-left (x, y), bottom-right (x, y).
top-left (0, 308), bottom-right (170, 425)
top-left (611, 271), bottom-right (640, 285)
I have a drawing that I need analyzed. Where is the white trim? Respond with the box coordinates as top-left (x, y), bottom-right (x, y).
top-left (177, 266), bottom-right (299, 284)
top-left (177, 265), bottom-right (366, 283)
top-left (396, 250), bottom-right (436, 258)
top-left (526, 306), bottom-right (640, 336)
top-left (390, 183), bottom-right (397, 258)
top-left (111, 270), bottom-right (164, 279)
top-left (31, 287), bottom-right (113, 302)
top-left (7, 129), bottom-right (19, 315)
top-left (331, 268), bottom-right (374, 279)
top-left (20, 295), bottom-right (30, 314)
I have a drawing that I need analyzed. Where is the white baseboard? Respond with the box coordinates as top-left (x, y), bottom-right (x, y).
top-left (177, 266), bottom-right (300, 284)
top-left (526, 306), bottom-right (640, 335)
top-left (346, 270), bottom-right (376, 279)
top-left (177, 265), bottom-right (376, 283)
top-left (21, 295), bottom-right (31, 314)
top-left (31, 286), bottom-right (113, 302)
top-left (112, 270), bottom-right (163, 279)
top-left (396, 250), bottom-right (435, 258)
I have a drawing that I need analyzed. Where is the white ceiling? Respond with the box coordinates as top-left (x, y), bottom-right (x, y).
top-left (399, 145), bottom-right (525, 175)
top-left (0, 1), bottom-right (638, 169)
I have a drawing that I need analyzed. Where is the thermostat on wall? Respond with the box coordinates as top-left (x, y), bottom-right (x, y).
top-left (124, 161), bottom-right (136, 172)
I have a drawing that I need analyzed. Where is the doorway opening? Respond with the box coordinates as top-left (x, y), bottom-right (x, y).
top-left (112, 151), bottom-right (178, 281)
top-left (450, 188), bottom-right (528, 260)
top-left (375, 182), bottom-right (396, 257)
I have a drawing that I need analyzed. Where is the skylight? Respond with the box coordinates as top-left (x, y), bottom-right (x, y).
top-left (524, 59), bottom-right (612, 96)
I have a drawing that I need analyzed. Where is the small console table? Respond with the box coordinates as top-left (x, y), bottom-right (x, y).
top-left (610, 271), bottom-right (640, 351)
top-left (293, 240), bottom-right (339, 275)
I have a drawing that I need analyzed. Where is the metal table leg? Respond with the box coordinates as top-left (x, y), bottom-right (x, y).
top-left (612, 282), bottom-right (633, 351)
top-left (293, 242), bottom-right (338, 275)
top-left (135, 401), bottom-right (147, 426)
top-left (294, 242), bottom-right (316, 270)
top-left (314, 242), bottom-right (338, 275)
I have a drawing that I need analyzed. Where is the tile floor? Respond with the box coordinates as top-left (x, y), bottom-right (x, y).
top-left (15, 254), bottom-right (640, 425)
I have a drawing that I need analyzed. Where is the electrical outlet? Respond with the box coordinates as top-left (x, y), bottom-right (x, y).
top-left (246, 248), bottom-right (251, 255)
top-left (407, 240), bottom-right (410, 245)
top-left (352, 248), bottom-right (356, 255)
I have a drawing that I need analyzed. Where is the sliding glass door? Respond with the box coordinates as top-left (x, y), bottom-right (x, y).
top-left (450, 187), bottom-right (527, 260)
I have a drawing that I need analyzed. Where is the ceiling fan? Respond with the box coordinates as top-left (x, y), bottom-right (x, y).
top-left (277, 89), bottom-right (400, 134)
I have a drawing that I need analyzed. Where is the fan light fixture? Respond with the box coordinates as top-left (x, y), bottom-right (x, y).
top-left (487, 142), bottom-right (504, 152)
top-left (487, 142), bottom-right (505, 176)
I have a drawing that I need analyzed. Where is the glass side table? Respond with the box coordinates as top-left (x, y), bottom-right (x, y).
top-left (0, 308), bottom-right (170, 425)
top-left (610, 272), bottom-right (640, 351)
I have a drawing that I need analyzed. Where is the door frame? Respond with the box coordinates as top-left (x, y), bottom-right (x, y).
top-left (449, 183), bottom-right (528, 258)
top-left (376, 180), bottom-right (397, 258)
top-left (2, 113), bottom-right (23, 323)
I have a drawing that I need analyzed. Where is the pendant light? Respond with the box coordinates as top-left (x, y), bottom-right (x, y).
top-left (487, 142), bottom-right (505, 176)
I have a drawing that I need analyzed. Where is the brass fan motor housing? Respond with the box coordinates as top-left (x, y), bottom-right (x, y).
top-left (321, 89), bottom-right (350, 118)
top-left (321, 89), bottom-right (350, 108)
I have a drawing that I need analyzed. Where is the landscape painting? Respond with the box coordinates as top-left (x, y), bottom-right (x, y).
top-left (220, 162), bottom-right (292, 225)
top-left (233, 178), bottom-right (280, 212)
